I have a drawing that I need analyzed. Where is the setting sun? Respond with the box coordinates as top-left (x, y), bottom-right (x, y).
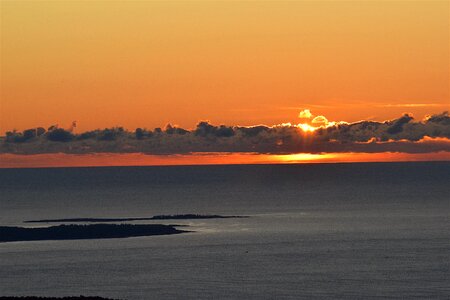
top-left (297, 123), bottom-right (317, 133)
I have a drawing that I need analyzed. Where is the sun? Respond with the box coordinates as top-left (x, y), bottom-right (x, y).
top-left (297, 123), bottom-right (316, 133)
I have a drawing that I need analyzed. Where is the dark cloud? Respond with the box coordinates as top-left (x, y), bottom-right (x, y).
top-left (236, 125), bottom-right (269, 137)
top-left (47, 128), bottom-right (74, 142)
top-left (1, 112), bottom-right (450, 155)
top-left (194, 122), bottom-right (235, 138)
top-left (425, 111), bottom-right (450, 125)
top-left (386, 114), bottom-right (413, 134)
top-left (165, 124), bottom-right (189, 135)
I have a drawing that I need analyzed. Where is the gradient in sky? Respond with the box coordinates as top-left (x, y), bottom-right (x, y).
top-left (1, 0), bottom-right (449, 134)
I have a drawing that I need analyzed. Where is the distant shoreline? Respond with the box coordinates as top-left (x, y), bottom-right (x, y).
top-left (0, 297), bottom-right (121, 300)
top-left (25, 214), bottom-right (248, 224)
top-left (0, 224), bottom-right (186, 243)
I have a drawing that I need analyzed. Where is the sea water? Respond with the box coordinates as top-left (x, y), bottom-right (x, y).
top-left (0, 162), bottom-right (449, 299)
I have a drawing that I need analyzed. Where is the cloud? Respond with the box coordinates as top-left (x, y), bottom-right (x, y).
top-left (376, 103), bottom-right (444, 108)
top-left (1, 112), bottom-right (450, 155)
top-left (385, 113), bottom-right (413, 134)
top-left (298, 109), bottom-right (312, 119)
top-left (311, 115), bottom-right (328, 126)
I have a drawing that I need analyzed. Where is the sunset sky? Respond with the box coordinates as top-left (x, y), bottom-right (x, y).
top-left (1, 0), bottom-right (449, 134)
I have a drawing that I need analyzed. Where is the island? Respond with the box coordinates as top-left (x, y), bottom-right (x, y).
top-left (0, 297), bottom-right (121, 300)
top-left (24, 214), bottom-right (248, 223)
top-left (0, 224), bottom-right (187, 243)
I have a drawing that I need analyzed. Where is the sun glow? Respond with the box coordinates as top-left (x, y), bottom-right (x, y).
top-left (274, 153), bottom-right (334, 162)
top-left (1, 152), bottom-right (449, 168)
top-left (297, 123), bottom-right (317, 133)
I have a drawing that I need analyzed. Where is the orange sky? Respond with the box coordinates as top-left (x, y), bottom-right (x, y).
top-left (1, 0), bottom-right (449, 134)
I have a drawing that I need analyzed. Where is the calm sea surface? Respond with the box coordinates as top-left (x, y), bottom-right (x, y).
top-left (0, 162), bottom-right (449, 299)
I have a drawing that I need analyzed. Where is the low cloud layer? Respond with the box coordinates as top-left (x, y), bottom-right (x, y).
top-left (1, 112), bottom-right (450, 155)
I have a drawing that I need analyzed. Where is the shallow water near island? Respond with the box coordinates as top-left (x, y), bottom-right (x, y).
top-left (0, 162), bottom-right (449, 299)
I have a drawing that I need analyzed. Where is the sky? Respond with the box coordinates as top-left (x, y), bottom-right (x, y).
top-left (0, 0), bottom-right (449, 167)
top-left (1, 0), bottom-right (449, 134)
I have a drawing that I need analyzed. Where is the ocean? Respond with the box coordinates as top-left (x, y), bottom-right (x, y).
top-left (0, 162), bottom-right (449, 299)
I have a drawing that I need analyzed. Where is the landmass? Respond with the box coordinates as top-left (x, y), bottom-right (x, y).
top-left (152, 214), bottom-right (248, 220)
top-left (25, 214), bottom-right (248, 223)
top-left (0, 224), bottom-right (186, 243)
top-left (0, 297), bottom-right (121, 300)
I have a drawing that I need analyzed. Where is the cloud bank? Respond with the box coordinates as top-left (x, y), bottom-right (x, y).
top-left (1, 112), bottom-right (450, 155)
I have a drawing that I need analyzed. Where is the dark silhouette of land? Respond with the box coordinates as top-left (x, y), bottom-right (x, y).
top-left (152, 214), bottom-right (248, 220)
top-left (25, 214), bottom-right (248, 223)
top-left (0, 297), bottom-right (121, 300)
top-left (0, 224), bottom-right (186, 243)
